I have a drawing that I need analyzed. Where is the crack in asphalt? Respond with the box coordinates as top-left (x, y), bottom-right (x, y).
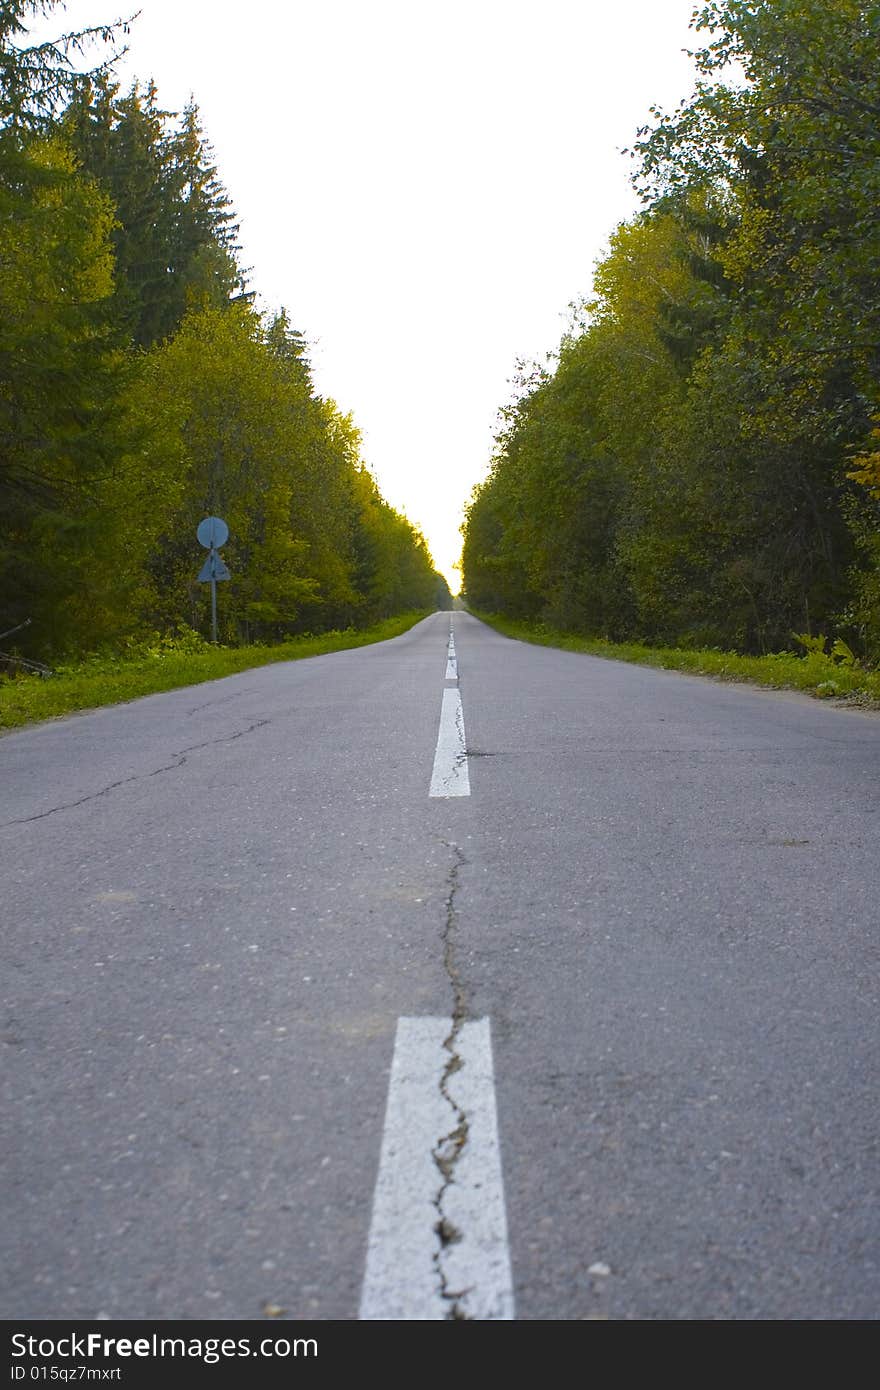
top-left (3, 719), bottom-right (271, 827)
top-left (432, 838), bottom-right (474, 1319)
top-left (445, 709), bottom-right (468, 789)
top-left (185, 688), bottom-right (255, 716)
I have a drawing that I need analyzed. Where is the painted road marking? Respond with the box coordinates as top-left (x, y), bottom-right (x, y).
top-left (446, 627), bottom-right (456, 679)
top-left (360, 1016), bottom-right (515, 1320)
top-left (429, 688), bottom-right (469, 796)
top-left (446, 628), bottom-right (457, 679)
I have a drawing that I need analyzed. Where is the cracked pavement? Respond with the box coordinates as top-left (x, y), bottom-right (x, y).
top-left (4, 720), bottom-right (272, 827)
top-left (432, 839), bottom-right (470, 1317)
top-left (3, 611), bottom-right (880, 1319)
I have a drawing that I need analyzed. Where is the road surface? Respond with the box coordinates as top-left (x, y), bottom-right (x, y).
top-left (2, 611), bottom-right (878, 1319)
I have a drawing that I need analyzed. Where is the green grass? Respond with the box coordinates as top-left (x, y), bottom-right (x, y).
top-left (0, 611), bottom-right (432, 732)
top-left (473, 612), bottom-right (880, 707)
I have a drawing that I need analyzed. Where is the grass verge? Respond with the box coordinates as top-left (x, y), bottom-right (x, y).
top-left (474, 612), bottom-right (880, 707)
top-left (0, 611), bottom-right (432, 732)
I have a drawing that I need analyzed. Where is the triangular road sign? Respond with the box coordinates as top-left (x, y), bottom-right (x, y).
top-left (197, 550), bottom-right (231, 582)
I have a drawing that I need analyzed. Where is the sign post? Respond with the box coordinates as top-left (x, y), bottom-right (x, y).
top-left (196, 516), bottom-right (230, 643)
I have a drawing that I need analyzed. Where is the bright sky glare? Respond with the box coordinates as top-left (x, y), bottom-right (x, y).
top-left (50, 0), bottom-right (703, 587)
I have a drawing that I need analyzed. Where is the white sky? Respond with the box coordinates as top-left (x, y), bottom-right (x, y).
top-left (49, 0), bottom-right (702, 587)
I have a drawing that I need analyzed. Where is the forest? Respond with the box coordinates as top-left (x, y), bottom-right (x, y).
top-left (462, 0), bottom-right (880, 660)
top-left (1, 1), bottom-right (449, 667)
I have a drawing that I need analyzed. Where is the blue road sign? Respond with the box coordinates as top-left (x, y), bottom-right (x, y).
top-left (197, 551), bottom-right (231, 582)
top-left (197, 516), bottom-right (229, 549)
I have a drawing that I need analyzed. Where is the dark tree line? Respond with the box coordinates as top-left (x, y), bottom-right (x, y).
top-left (463, 0), bottom-right (880, 658)
top-left (1, 1), bottom-right (448, 660)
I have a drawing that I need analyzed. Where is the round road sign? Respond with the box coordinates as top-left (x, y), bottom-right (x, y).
top-left (197, 516), bottom-right (229, 549)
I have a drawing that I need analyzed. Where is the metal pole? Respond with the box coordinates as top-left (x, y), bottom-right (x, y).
top-left (211, 574), bottom-right (218, 643)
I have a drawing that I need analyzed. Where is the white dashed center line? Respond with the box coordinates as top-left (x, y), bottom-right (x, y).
top-left (446, 628), bottom-right (458, 681)
top-left (429, 688), bottom-right (469, 797)
top-left (360, 1016), bottom-right (515, 1320)
top-left (431, 622), bottom-right (469, 796)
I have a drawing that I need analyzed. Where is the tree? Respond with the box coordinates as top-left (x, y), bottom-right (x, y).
top-left (1, 0), bottom-right (131, 134)
top-left (0, 2), bottom-right (138, 653)
top-left (0, 132), bottom-right (126, 651)
top-left (634, 1), bottom-right (880, 431)
top-left (65, 79), bottom-right (245, 346)
top-left (465, 1), bottom-right (880, 656)
top-left (125, 303), bottom-right (442, 643)
top-left (1, 4), bottom-right (443, 658)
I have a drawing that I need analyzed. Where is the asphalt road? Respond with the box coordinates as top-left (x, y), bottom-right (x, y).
top-left (2, 611), bottom-right (878, 1320)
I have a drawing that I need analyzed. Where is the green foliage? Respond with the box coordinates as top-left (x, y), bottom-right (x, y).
top-left (0, 5), bottom-right (444, 666)
top-left (0, 612), bottom-right (433, 729)
top-left (476, 611), bottom-right (880, 705)
top-left (0, 0), bottom-right (130, 133)
top-left (792, 631), bottom-right (861, 676)
top-left (464, 0), bottom-right (880, 663)
top-left (64, 78), bottom-right (244, 346)
top-left (848, 419), bottom-right (880, 499)
top-left (0, 129), bottom-right (129, 653)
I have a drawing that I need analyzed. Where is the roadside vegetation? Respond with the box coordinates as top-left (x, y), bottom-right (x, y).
top-left (1, 3), bottom-right (450, 676)
top-left (0, 612), bottom-right (432, 731)
top-left (475, 613), bottom-right (880, 706)
top-left (463, 2), bottom-right (880, 675)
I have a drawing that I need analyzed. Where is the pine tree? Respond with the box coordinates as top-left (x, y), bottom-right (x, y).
top-left (167, 101), bottom-right (243, 321)
top-left (66, 81), bottom-right (246, 347)
top-left (1, 0), bottom-right (130, 133)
